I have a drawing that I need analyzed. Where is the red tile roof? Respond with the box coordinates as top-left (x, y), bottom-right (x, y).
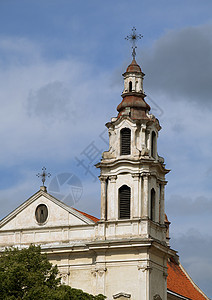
top-left (126, 58), bottom-right (142, 73)
top-left (73, 208), bottom-right (99, 223)
top-left (167, 258), bottom-right (207, 300)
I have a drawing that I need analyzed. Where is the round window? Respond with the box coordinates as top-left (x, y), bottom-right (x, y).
top-left (35, 204), bottom-right (48, 224)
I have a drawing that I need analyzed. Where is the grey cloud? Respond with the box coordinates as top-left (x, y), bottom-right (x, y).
top-left (206, 166), bottom-right (212, 176)
top-left (141, 24), bottom-right (212, 104)
top-left (171, 231), bottom-right (212, 297)
top-left (26, 81), bottom-right (76, 122)
top-left (167, 194), bottom-right (212, 216)
top-left (0, 37), bottom-right (41, 66)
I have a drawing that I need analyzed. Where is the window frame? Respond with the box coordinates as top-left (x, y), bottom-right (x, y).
top-left (120, 128), bottom-right (131, 156)
top-left (119, 185), bottom-right (131, 220)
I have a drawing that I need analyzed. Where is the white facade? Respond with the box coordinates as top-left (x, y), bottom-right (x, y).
top-left (0, 187), bottom-right (175, 299)
top-left (0, 58), bottom-right (179, 300)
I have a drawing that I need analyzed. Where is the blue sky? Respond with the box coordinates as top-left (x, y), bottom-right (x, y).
top-left (0, 0), bottom-right (212, 297)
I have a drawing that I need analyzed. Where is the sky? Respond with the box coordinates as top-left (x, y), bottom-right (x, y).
top-left (0, 0), bottom-right (212, 297)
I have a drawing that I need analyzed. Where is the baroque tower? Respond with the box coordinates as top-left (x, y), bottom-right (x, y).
top-left (96, 56), bottom-right (174, 299)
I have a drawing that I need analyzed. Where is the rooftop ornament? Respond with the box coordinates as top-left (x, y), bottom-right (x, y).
top-left (125, 27), bottom-right (143, 59)
top-left (36, 167), bottom-right (51, 186)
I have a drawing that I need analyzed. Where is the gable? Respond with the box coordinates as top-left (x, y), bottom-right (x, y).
top-left (0, 190), bottom-right (96, 231)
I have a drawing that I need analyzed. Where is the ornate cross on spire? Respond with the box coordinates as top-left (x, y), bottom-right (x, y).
top-left (125, 27), bottom-right (143, 59)
top-left (36, 167), bottom-right (51, 186)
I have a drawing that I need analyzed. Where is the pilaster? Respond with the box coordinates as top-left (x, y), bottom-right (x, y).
top-left (156, 181), bottom-right (160, 223)
top-left (160, 182), bottom-right (166, 224)
top-left (99, 175), bottom-right (107, 221)
top-left (107, 175), bottom-right (117, 220)
top-left (142, 173), bottom-right (150, 219)
top-left (138, 261), bottom-right (152, 300)
top-left (132, 173), bottom-right (140, 218)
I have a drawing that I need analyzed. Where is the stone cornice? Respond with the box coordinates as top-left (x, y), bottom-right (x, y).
top-left (36, 238), bottom-right (177, 258)
top-left (106, 115), bottom-right (150, 128)
top-left (97, 158), bottom-right (170, 174)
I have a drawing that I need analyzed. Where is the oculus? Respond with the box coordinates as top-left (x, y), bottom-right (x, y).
top-left (35, 204), bottom-right (48, 224)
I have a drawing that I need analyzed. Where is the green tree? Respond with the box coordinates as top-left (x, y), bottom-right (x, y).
top-left (0, 245), bottom-right (105, 300)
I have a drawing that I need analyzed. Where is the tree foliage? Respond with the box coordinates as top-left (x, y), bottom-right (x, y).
top-left (0, 245), bottom-right (106, 300)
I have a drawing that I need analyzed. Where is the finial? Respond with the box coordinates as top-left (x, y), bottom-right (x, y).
top-left (36, 167), bottom-right (51, 186)
top-left (125, 27), bottom-right (143, 59)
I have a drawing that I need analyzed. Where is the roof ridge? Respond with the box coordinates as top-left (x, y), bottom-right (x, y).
top-left (167, 259), bottom-right (209, 300)
top-left (179, 263), bottom-right (210, 300)
top-left (72, 208), bottom-right (99, 223)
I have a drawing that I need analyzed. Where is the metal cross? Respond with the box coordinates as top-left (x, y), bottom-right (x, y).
top-left (125, 27), bottom-right (143, 59)
top-left (36, 167), bottom-right (51, 186)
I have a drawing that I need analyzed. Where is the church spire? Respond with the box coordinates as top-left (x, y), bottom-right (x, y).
top-left (117, 28), bottom-right (150, 119)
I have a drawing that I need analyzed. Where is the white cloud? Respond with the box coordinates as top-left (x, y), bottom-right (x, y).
top-left (0, 37), bottom-right (41, 66)
top-left (0, 36), bottom-right (116, 167)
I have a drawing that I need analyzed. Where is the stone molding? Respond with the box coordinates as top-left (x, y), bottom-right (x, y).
top-left (113, 292), bottom-right (131, 299)
top-left (153, 294), bottom-right (162, 300)
top-left (91, 267), bottom-right (107, 277)
top-left (108, 175), bottom-right (117, 182)
top-left (141, 172), bottom-right (151, 178)
top-left (137, 263), bottom-right (152, 273)
top-left (132, 173), bottom-right (140, 179)
top-left (99, 175), bottom-right (108, 182)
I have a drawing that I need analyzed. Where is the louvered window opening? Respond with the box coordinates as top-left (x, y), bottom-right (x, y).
top-left (119, 185), bottom-right (131, 219)
top-left (150, 189), bottom-right (155, 221)
top-left (35, 204), bottom-right (48, 224)
top-left (121, 128), bottom-right (131, 155)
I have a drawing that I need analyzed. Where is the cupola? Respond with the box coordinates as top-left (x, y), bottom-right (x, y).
top-left (117, 58), bottom-right (150, 119)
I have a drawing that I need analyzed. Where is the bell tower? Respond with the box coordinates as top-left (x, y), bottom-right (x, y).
top-left (97, 56), bottom-right (169, 242)
top-left (95, 31), bottom-right (174, 300)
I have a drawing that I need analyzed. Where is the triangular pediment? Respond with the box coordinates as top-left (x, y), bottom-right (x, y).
top-left (0, 188), bottom-right (96, 231)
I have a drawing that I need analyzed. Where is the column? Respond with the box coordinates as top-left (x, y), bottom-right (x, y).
top-left (142, 173), bottom-right (150, 219)
top-left (156, 181), bottom-right (160, 223)
top-left (99, 176), bottom-right (107, 220)
top-left (141, 125), bottom-right (148, 156)
top-left (146, 129), bottom-right (151, 156)
top-left (132, 173), bottom-right (140, 218)
top-left (160, 182), bottom-right (166, 224)
top-left (107, 175), bottom-right (117, 220)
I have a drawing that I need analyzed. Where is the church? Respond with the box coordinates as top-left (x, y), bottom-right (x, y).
top-left (0, 50), bottom-right (209, 300)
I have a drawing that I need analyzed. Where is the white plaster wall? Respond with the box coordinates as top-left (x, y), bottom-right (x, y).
top-left (0, 196), bottom-right (87, 231)
top-left (123, 73), bottom-right (143, 93)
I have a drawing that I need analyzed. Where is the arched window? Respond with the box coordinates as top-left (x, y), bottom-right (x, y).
top-left (151, 131), bottom-right (156, 158)
top-left (129, 81), bottom-right (132, 92)
top-left (150, 188), bottom-right (155, 221)
top-left (120, 128), bottom-right (131, 155)
top-left (119, 185), bottom-right (131, 219)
